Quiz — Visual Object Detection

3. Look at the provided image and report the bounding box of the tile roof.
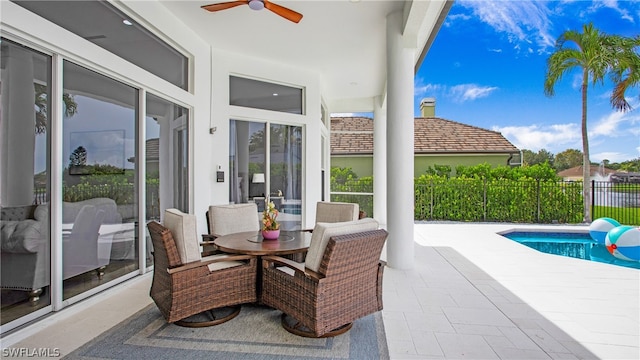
[557,165,616,177]
[330,117,519,155]
[127,138,159,163]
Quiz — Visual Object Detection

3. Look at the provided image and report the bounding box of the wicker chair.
[315,201,360,223]
[147,212,257,327]
[302,202,361,235]
[261,219,387,337]
[201,203,260,256]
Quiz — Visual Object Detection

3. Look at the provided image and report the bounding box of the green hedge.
[414,178,583,223]
[332,163,592,224]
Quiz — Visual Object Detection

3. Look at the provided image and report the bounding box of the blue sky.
[415,0,640,163]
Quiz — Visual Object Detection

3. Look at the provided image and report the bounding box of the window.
[12,0,188,90]
[229,76,303,114]
[0,38,52,325]
[1,6,192,333]
[230,120,302,230]
[62,60,139,300]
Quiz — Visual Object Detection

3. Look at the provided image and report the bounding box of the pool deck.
[383,222,640,359]
[3,222,639,359]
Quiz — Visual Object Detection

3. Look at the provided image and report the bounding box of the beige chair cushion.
[207,261,244,271]
[305,218,379,273]
[202,254,244,271]
[164,208,201,264]
[208,203,259,236]
[315,202,359,223]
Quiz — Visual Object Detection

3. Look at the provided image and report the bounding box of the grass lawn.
[593,205,640,226]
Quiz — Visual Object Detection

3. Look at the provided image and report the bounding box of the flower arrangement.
[261,198,280,231]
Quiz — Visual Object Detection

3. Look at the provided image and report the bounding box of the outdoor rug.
[62,304,389,359]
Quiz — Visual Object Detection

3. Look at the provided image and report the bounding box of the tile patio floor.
[2,223,639,359]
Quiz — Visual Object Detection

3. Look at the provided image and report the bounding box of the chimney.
[420,98,436,117]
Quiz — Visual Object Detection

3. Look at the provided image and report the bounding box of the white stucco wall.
[208,49,324,230]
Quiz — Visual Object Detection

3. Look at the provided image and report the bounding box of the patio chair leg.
[174,305,241,327]
[280,313,352,338]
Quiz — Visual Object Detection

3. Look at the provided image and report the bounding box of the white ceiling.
[8,0,450,112]
[158,0,450,110]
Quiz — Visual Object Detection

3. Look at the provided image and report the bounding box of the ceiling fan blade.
[264,0,303,23]
[201,1,249,12]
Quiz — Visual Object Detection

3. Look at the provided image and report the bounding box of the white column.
[236,121,250,202]
[1,46,36,206]
[386,11,415,270]
[373,96,387,226]
[158,111,171,212]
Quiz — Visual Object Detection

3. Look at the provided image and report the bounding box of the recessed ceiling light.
[122,19,133,26]
[273,93,279,96]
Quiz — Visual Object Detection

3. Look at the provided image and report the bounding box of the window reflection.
[270,124,302,230]
[62,61,138,300]
[229,120,302,230]
[0,39,52,325]
[230,120,266,205]
[145,93,189,267]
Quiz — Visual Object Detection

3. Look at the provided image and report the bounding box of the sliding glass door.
[270,124,302,230]
[61,61,138,300]
[229,120,302,230]
[0,39,191,331]
[0,39,52,324]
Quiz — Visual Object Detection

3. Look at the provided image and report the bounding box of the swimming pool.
[280,204,301,215]
[501,231,640,270]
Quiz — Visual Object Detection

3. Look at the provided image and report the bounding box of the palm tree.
[544,23,638,223]
[35,83,77,134]
[608,35,640,112]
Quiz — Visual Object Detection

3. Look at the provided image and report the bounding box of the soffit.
[7,0,450,113]
[159,1,449,111]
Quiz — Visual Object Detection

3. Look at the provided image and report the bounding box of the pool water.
[502,231,640,270]
[280,204,301,215]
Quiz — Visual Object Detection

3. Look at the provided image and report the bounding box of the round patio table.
[213,230,311,256]
[213,230,312,302]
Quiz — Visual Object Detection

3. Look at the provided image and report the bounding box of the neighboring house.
[331,98,521,177]
[557,165,617,182]
[611,172,640,184]
[127,138,160,175]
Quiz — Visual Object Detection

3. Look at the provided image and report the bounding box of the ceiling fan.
[201,0,303,23]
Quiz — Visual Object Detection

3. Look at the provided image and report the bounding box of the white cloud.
[493,107,639,160]
[445,13,472,24]
[414,82,498,103]
[449,84,498,102]
[414,81,442,99]
[597,0,635,23]
[589,111,626,137]
[571,73,583,91]
[493,123,581,152]
[458,0,555,52]
[590,101,640,138]
[590,151,633,163]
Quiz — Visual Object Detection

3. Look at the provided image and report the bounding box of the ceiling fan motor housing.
[249,0,264,11]
[201,0,302,23]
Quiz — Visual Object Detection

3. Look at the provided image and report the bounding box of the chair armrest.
[201,233,218,242]
[262,255,323,280]
[168,254,255,274]
[200,234,221,256]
